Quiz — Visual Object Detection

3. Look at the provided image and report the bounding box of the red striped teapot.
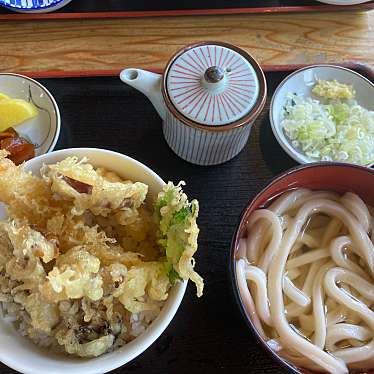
[120,41,266,166]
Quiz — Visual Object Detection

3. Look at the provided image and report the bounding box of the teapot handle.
[120,69,166,121]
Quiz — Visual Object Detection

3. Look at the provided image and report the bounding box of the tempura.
[0,151,203,357]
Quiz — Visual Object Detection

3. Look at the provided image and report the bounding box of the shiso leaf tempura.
[155,181,203,297]
[0,151,203,357]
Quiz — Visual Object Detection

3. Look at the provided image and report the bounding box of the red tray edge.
[0,4,373,20]
[9,63,374,81]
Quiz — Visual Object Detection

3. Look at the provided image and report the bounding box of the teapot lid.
[162,41,266,128]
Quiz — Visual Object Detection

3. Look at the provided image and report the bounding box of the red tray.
[0,1,373,20]
[15,62,373,81]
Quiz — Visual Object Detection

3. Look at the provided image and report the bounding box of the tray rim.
[0,3,373,20]
[12,62,374,81]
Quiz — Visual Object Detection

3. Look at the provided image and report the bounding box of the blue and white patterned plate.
[0,0,72,13]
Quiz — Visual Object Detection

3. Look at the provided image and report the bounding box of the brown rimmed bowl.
[229,162,374,374]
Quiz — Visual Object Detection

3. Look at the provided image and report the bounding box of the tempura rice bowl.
[230,162,374,374]
[0,148,187,374]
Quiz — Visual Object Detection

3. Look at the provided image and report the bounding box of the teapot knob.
[204,66,225,83]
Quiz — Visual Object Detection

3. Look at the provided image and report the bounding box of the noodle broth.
[230,162,374,374]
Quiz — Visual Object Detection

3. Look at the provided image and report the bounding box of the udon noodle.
[236,189,374,374]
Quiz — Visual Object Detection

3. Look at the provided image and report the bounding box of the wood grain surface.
[0,10,373,75]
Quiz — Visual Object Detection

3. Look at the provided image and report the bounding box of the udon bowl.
[0,148,187,374]
[229,162,374,374]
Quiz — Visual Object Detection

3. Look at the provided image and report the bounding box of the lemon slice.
[0,93,10,101]
[0,99,38,132]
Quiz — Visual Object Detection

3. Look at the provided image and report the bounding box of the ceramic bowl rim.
[315,0,372,4]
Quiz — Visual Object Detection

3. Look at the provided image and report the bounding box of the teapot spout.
[120,69,166,120]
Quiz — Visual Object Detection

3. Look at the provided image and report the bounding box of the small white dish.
[0,73,60,157]
[270,64,374,165]
[0,0,73,13]
[0,148,187,374]
[316,0,371,5]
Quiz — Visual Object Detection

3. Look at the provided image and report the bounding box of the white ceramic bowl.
[0,0,73,13]
[270,64,374,165]
[0,73,60,157]
[0,148,187,374]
